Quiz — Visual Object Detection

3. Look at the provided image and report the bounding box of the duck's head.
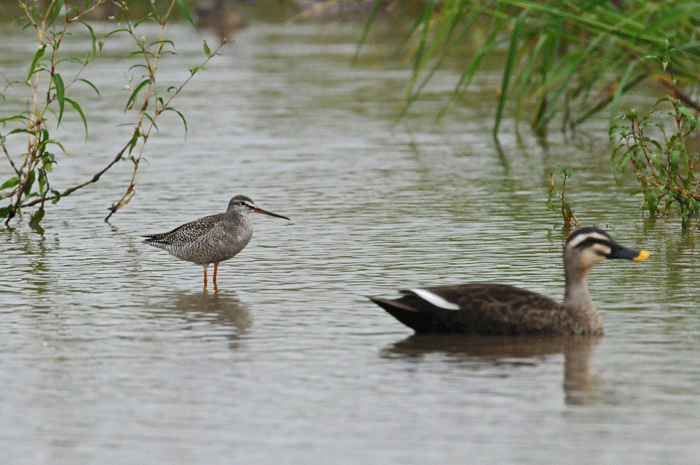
[564,226,649,273]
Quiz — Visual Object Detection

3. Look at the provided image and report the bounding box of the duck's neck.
[563,267,603,332]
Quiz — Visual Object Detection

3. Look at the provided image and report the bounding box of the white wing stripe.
[410,289,460,311]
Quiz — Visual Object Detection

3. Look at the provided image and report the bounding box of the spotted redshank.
[369,227,649,335]
[143,195,290,289]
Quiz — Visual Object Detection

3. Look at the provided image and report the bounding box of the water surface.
[1,22,699,465]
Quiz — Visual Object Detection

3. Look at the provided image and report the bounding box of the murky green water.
[1,21,699,465]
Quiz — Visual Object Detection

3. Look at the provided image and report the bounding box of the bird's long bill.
[607,243,650,261]
[252,206,290,221]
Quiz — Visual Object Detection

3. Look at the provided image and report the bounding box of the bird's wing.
[404,283,570,334]
[143,214,224,246]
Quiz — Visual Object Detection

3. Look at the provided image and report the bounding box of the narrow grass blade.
[494,11,527,137]
[354,0,390,64]
[610,61,639,126]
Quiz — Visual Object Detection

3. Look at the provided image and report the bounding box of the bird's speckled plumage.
[143,195,289,288]
[370,227,649,336]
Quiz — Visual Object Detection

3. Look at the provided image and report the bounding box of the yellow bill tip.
[634,250,650,261]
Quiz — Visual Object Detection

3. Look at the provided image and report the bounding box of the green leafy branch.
[1,0,226,228]
[611,94,700,229]
[547,165,578,227]
[0,0,106,227]
[101,2,225,222]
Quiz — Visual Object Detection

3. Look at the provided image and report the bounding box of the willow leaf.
[54,73,65,127]
[27,44,47,82]
[65,97,88,139]
[125,79,151,112]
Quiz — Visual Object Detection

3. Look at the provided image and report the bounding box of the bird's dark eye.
[239,201,246,206]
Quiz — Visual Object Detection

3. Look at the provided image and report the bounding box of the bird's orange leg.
[213,265,219,293]
[203,267,208,290]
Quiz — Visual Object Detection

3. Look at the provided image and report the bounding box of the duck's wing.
[371,283,573,335]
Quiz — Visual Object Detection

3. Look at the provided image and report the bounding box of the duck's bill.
[608,244,650,261]
[253,207,290,221]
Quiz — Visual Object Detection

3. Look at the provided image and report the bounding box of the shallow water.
[1,21,699,465]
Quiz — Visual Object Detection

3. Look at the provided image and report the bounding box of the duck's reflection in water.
[383,334,600,405]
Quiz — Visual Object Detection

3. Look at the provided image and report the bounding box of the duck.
[369,227,649,336]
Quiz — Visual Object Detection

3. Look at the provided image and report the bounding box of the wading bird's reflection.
[165,291,252,350]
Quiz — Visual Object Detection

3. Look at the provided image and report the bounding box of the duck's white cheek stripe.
[567,232,609,249]
[410,289,461,310]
